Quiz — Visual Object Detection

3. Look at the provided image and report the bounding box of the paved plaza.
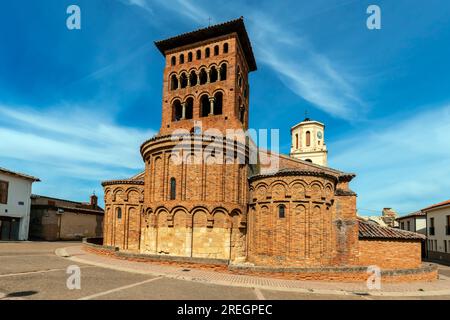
[1,241,450,300]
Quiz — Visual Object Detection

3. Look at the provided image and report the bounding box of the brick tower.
[155,17,257,136]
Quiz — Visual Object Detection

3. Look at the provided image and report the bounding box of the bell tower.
[290,117,328,166]
[154,17,257,136]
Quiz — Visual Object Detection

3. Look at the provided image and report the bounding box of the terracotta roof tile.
[358,219,424,240]
[422,199,450,212]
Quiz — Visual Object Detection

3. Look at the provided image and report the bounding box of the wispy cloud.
[0,103,154,187]
[247,12,366,120]
[119,0,366,120]
[329,103,450,214]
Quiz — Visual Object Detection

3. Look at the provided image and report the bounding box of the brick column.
[209,97,215,115]
[181,102,186,119]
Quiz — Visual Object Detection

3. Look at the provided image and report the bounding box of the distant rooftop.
[154,17,257,72]
[396,211,426,221]
[422,199,450,212]
[0,167,40,182]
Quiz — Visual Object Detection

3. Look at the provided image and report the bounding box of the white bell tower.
[290,117,328,166]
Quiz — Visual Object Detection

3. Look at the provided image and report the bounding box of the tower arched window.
[117,207,122,220]
[172,100,183,121]
[209,66,218,83]
[200,95,210,117]
[220,63,227,81]
[188,52,193,62]
[214,45,219,56]
[170,177,176,200]
[170,74,178,90]
[214,92,223,115]
[180,73,188,88]
[239,106,245,123]
[238,75,243,88]
[205,48,210,58]
[306,131,311,147]
[196,50,201,60]
[189,71,197,86]
[223,43,229,53]
[295,133,299,149]
[278,205,285,218]
[179,54,184,64]
[171,56,176,66]
[185,97,194,119]
[199,68,208,85]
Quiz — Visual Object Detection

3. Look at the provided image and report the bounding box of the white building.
[0,167,40,240]
[397,211,426,235]
[290,117,328,166]
[422,199,450,263]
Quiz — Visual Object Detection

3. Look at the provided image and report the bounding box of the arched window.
[170,74,178,90]
[214,92,223,115]
[170,177,176,200]
[117,207,122,220]
[306,131,311,147]
[209,66,218,83]
[185,97,193,119]
[179,54,184,64]
[244,85,248,98]
[199,68,208,85]
[305,159,312,163]
[220,63,227,81]
[214,45,219,56]
[223,43,229,53]
[238,75,243,88]
[278,205,285,218]
[172,100,183,121]
[200,95,210,117]
[171,56,176,66]
[205,47,210,58]
[295,133,299,149]
[196,50,201,60]
[180,73,188,88]
[188,52,193,62]
[189,71,197,86]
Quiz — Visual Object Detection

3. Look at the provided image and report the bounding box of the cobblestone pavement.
[1,242,450,300]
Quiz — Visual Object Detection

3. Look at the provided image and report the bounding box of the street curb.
[54,246,450,298]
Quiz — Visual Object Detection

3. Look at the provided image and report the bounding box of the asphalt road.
[0,241,449,300]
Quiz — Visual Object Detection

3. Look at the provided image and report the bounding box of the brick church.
[101,18,432,280]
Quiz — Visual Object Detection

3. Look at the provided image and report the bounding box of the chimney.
[90,192,98,208]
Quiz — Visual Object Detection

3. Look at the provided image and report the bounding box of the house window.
[447,216,450,235]
[407,221,411,231]
[401,222,405,230]
[170,177,176,200]
[0,180,8,204]
[430,217,435,236]
[117,207,122,220]
[278,205,286,218]
[445,240,448,253]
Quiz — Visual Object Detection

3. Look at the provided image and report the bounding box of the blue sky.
[1,0,450,216]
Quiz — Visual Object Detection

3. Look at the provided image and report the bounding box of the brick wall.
[358,239,422,269]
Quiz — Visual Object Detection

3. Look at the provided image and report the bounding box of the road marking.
[78,277,163,300]
[0,254,55,258]
[0,266,95,278]
[254,288,266,300]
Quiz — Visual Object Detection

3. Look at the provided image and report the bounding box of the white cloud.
[247,12,366,120]
[329,104,450,214]
[0,104,154,182]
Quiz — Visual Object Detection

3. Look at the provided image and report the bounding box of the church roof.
[358,218,425,240]
[101,171,145,186]
[154,17,257,72]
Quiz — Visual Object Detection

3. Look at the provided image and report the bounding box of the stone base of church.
[82,239,437,283]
